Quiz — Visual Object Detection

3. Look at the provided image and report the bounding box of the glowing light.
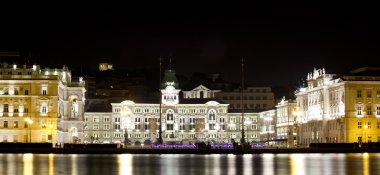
[49,154,55,175]
[13,64,17,69]
[263,154,274,175]
[32,65,36,70]
[23,153,33,175]
[118,154,133,175]
[290,154,305,175]
[363,153,369,175]
[71,154,78,175]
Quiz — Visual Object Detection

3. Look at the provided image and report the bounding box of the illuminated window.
[357,90,362,98]
[93,124,99,130]
[367,90,372,98]
[41,106,47,114]
[4,104,8,112]
[209,123,215,130]
[357,105,363,115]
[208,111,216,120]
[368,122,371,129]
[41,86,47,95]
[166,111,174,121]
[367,106,372,115]
[93,117,99,122]
[14,121,18,128]
[166,124,174,130]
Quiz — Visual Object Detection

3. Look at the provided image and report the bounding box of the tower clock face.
[165,85,175,93]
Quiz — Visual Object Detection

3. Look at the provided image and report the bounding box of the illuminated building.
[83,69,260,145]
[98,63,114,71]
[296,67,380,145]
[214,87,275,110]
[182,85,221,99]
[275,97,297,147]
[259,109,276,145]
[0,63,85,144]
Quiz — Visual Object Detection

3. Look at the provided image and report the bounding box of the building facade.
[259,109,276,145]
[83,70,260,145]
[0,63,85,144]
[182,85,221,99]
[214,87,275,110]
[295,68,380,146]
[275,97,297,147]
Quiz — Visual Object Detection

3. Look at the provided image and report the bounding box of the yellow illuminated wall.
[0,66,60,144]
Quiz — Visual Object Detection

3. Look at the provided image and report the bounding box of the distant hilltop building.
[99,63,114,71]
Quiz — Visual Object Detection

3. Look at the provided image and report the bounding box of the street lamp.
[214,124,220,144]
[50,123,54,143]
[24,118,33,143]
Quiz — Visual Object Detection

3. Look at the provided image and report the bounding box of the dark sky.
[1,3,380,87]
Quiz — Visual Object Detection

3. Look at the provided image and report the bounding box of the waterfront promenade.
[1,144,380,154]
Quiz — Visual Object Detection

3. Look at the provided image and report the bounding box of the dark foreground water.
[0,153,379,175]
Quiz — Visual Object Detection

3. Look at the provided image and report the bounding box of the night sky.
[1,3,380,87]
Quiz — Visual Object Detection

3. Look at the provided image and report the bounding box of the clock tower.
[161,69,180,105]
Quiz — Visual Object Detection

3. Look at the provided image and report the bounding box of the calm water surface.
[0,153,379,175]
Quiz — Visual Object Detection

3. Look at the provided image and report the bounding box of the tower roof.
[161,69,179,88]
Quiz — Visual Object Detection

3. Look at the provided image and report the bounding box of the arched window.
[209,111,216,120]
[167,111,174,121]
[200,91,204,98]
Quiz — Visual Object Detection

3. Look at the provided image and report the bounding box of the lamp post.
[50,123,54,143]
[157,57,163,145]
[215,124,220,144]
[240,57,246,145]
[24,118,33,143]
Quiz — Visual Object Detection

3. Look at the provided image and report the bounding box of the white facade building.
[182,85,221,99]
[83,69,261,145]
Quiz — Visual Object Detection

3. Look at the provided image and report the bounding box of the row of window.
[86,133,259,139]
[357,122,380,129]
[114,108,227,114]
[86,123,258,131]
[229,103,268,109]
[357,106,380,116]
[221,96,269,100]
[0,105,29,113]
[1,121,52,129]
[86,116,258,124]
[357,89,380,98]
[0,87,47,95]
[0,134,52,142]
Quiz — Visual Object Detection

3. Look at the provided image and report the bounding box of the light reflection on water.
[0,153,380,175]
